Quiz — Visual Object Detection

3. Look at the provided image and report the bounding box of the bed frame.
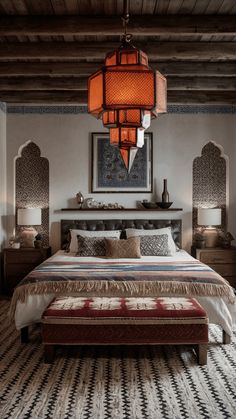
[21,218,231,345]
[21,218,182,343]
[59,218,231,344]
[61,218,182,249]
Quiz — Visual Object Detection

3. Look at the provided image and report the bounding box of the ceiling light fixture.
[88,0,167,171]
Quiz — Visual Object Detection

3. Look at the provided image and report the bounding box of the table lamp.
[197,208,222,248]
[17,208,42,247]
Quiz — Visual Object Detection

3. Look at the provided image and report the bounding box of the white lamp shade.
[17,208,42,226]
[198,208,221,226]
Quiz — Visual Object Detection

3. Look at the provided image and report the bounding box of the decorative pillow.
[77,235,116,257]
[140,234,169,256]
[125,227,176,256]
[69,229,121,253]
[105,237,141,259]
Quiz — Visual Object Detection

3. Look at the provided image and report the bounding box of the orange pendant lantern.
[88,1,167,171]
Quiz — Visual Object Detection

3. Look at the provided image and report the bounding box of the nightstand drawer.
[4,250,45,264]
[6,276,26,291]
[200,251,236,264]
[3,247,51,295]
[209,264,236,277]
[5,263,36,277]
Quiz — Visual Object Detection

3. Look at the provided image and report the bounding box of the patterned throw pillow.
[140,234,169,256]
[69,229,121,253]
[105,236,141,259]
[76,235,107,257]
[125,227,176,255]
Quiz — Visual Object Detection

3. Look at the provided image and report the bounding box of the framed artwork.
[91,132,153,193]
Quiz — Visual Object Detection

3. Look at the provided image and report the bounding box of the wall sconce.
[17,208,42,247]
[198,208,222,248]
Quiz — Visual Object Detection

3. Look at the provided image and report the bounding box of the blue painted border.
[7,105,87,114]
[168,105,236,114]
[0,102,6,113]
[6,104,236,114]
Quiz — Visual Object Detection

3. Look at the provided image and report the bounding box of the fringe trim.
[9,280,236,321]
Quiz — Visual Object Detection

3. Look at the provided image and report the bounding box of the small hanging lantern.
[88,0,167,171]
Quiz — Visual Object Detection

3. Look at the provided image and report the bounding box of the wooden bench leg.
[21,326,29,343]
[44,345,55,363]
[223,330,231,344]
[197,344,208,365]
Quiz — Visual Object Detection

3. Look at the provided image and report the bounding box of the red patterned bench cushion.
[43,296,207,323]
[42,296,208,346]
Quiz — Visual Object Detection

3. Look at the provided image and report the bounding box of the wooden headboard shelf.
[60,208,183,211]
[61,219,182,250]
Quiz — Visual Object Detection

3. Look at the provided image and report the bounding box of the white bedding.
[14,250,236,334]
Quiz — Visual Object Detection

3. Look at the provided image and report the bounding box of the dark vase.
[162,179,170,203]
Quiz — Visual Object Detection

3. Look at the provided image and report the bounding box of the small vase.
[76,192,84,208]
[162,179,170,203]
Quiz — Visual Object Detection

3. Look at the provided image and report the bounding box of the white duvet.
[14,250,236,335]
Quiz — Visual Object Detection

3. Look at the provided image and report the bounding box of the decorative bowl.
[142,202,157,209]
[156,202,173,209]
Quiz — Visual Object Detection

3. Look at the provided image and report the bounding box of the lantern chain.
[121,0,132,45]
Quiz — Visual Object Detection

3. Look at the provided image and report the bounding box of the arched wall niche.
[15,141,49,246]
[192,141,227,236]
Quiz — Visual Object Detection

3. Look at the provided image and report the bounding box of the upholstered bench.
[41,296,208,365]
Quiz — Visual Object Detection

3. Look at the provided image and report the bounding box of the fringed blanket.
[9,259,236,319]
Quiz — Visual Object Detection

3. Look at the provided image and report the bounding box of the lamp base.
[20,227,38,247]
[203,228,219,248]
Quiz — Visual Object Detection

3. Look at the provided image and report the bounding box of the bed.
[10,219,236,342]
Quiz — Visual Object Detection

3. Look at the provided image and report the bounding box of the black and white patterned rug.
[0,300,236,419]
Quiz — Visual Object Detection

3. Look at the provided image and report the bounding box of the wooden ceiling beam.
[0,91,235,105]
[168,91,236,104]
[1,77,236,91]
[0,62,99,76]
[0,77,88,90]
[0,42,236,61]
[1,15,236,36]
[0,61,235,77]
[0,91,88,104]
[168,77,236,91]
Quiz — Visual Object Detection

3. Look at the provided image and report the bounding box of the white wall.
[6,111,236,253]
[0,104,7,250]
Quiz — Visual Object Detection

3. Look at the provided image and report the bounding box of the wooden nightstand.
[3,247,51,295]
[195,247,236,288]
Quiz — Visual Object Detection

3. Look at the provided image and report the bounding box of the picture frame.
[91,132,153,193]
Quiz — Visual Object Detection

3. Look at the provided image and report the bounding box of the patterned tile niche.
[15,142,49,246]
[192,141,226,234]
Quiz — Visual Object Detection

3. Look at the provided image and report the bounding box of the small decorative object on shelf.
[76,192,84,208]
[103,203,124,209]
[156,201,173,209]
[218,231,235,249]
[141,200,157,209]
[162,179,170,203]
[83,197,124,210]
[83,197,103,209]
